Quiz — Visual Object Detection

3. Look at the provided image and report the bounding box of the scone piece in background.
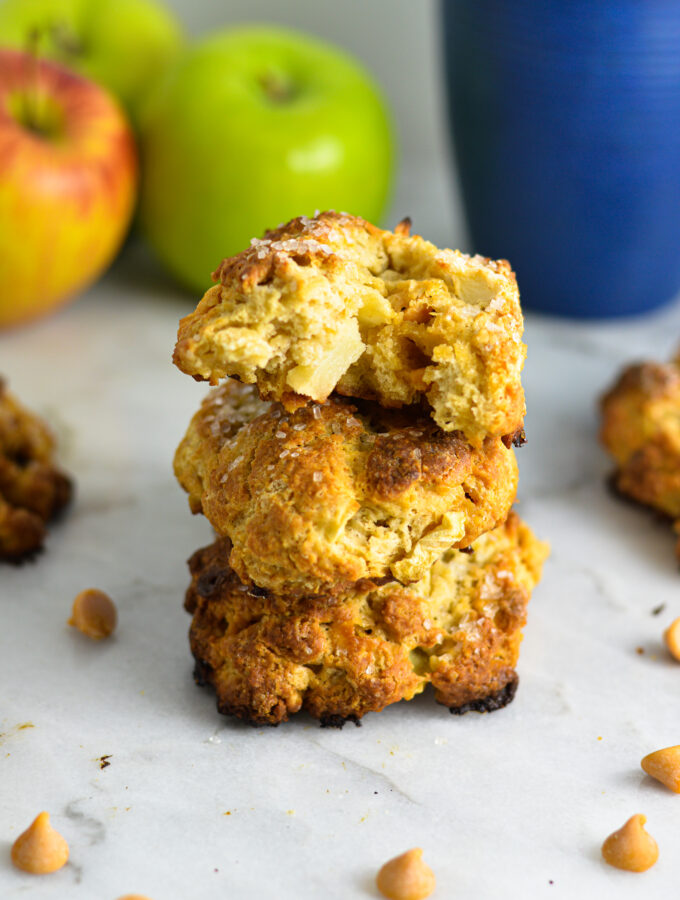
[0,379,72,560]
[174,381,519,597]
[173,212,525,446]
[184,512,548,726]
[600,355,680,554]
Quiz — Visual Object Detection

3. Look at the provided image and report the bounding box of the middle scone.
[175,380,518,596]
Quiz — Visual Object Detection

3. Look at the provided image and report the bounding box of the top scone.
[173,212,526,446]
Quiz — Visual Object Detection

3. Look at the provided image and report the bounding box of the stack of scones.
[173,212,547,726]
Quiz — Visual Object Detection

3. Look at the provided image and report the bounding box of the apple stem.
[22,27,43,136]
[259,70,296,104]
[50,21,85,57]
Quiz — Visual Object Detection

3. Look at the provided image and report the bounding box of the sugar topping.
[249,236,335,261]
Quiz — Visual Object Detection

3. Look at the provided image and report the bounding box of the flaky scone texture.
[600,357,680,520]
[185,512,548,726]
[173,211,526,446]
[174,381,518,596]
[0,379,72,559]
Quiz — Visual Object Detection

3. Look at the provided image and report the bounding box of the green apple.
[0,0,183,121]
[138,25,395,293]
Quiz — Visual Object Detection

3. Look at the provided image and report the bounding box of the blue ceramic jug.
[443,0,680,317]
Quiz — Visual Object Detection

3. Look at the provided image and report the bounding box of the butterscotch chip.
[663,618,680,661]
[641,745,680,792]
[173,211,525,446]
[184,512,547,725]
[0,379,72,560]
[376,848,435,900]
[601,814,658,872]
[175,381,518,596]
[68,589,117,640]
[11,811,69,874]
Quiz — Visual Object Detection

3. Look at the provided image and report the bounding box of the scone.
[184,512,548,726]
[173,212,526,446]
[0,380,72,559]
[601,355,680,553]
[174,381,519,596]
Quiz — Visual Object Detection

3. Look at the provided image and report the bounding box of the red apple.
[0,49,138,329]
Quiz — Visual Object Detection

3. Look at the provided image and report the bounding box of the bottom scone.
[184,512,548,726]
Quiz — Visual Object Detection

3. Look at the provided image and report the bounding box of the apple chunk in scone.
[173,211,526,447]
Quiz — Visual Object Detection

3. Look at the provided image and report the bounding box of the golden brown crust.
[600,358,680,553]
[0,380,72,560]
[173,211,525,446]
[600,361,680,471]
[184,512,548,725]
[174,381,519,595]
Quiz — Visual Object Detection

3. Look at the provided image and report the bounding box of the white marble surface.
[3,245,680,899]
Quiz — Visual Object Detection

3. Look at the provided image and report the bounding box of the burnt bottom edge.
[446,675,519,715]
